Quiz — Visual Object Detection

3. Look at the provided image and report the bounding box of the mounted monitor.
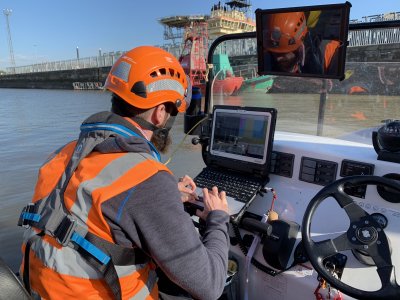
[207,105,277,178]
[256,2,351,80]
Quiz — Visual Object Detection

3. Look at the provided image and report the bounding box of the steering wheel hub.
[355,226,378,244]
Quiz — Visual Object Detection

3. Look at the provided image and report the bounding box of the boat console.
[183,2,400,299]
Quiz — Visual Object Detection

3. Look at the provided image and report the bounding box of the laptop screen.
[209,106,275,166]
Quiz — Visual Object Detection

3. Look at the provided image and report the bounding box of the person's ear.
[151,104,166,126]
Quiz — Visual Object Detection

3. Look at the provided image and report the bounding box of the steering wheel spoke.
[376,265,400,299]
[377,265,395,285]
[314,232,351,258]
[367,236,393,268]
[333,190,368,222]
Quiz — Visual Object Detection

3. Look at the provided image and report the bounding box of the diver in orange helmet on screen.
[263,11,340,75]
[263,12,309,73]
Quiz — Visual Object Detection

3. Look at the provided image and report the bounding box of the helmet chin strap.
[132,116,158,132]
[132,116,176,140]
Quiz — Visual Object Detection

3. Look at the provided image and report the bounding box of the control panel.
[270,151,295,178]
[340,159,375,198]
[299,157,338,186]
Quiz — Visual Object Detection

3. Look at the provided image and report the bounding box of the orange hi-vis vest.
[18,119,170,299]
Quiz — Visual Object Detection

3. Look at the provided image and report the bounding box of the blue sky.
[0,0,398,69]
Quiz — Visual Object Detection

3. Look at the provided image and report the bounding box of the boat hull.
[197,76,244,96]
[240,75,275,93]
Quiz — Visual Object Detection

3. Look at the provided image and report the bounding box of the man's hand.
[196,186,228,220]
[178,175,198,203]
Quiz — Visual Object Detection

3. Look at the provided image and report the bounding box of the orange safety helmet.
[104,46,190,113]
[264,12,308,53]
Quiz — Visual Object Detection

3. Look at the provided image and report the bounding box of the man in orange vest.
[18,46,230,300]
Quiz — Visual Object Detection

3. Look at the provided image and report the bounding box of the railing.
[4,51,125,75]
[3,40,256,75]
[348,27,400,47]
[232,62,258,80]
[212,38,257,56]
[351,12,400,23]
[348,12,400,47]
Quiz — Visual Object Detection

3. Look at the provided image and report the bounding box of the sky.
[0,0,398,69]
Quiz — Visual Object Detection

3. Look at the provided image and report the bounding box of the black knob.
[192,137,201,145]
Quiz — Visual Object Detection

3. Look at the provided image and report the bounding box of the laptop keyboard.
[194,168,261,203]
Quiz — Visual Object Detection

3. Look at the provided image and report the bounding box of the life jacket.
[18,112,171,299]
[322,39,340,74]
[301,35,340,75]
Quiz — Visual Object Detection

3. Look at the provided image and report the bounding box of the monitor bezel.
[255,2,352,80]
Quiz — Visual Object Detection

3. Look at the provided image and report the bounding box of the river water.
[1,88,399,272]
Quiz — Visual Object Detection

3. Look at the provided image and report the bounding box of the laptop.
[192,105,277,222]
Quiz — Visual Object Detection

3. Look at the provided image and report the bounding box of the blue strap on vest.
[20,212,41,223]
[19,203,41,226]
[71,233,111,264]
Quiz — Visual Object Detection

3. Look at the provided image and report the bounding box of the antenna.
[3,9,16,73]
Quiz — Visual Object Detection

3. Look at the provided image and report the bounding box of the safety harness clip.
[55,215,77,246]
[18,203,40,229]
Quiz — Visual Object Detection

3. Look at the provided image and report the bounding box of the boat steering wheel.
[301,175,400,300]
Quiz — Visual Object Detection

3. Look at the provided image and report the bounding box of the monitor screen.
[256,2,351,80]
[210,108,273,165]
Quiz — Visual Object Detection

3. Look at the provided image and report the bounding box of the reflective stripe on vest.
[21,136,171,299]
[24,229,148,279]
[67,152,158,235]
[26,249,157,299]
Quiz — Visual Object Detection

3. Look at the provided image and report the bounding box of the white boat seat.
[0,257,31,300]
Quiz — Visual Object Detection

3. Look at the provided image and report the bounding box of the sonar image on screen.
[211,112,269,160]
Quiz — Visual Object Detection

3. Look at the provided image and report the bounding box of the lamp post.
[76,46,80,68]
[33,44,37,63]
[98,48,102,67]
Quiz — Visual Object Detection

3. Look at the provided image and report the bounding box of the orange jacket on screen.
[323,40,341,74]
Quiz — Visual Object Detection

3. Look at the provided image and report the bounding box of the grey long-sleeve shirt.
[92,113,230,300]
